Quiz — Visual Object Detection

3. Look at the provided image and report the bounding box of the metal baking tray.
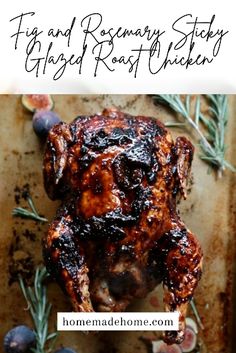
[0,95,235,353]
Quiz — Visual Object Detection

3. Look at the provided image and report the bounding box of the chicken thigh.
[43,108,202,344]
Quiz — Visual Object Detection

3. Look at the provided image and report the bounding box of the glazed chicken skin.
[43,108,202,344]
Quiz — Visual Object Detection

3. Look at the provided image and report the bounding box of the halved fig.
[152,340,182,353]
[186,317,198,334]
[22,94,54,112]
[179,327,197,352]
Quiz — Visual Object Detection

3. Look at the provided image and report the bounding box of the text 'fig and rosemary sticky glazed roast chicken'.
[43,108,203,344]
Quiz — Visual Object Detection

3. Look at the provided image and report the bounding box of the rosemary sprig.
[152,94,235,177]
[12,195,48,222]
[190,299,204,331]
[12,208,48,222]
[19,267,58,353]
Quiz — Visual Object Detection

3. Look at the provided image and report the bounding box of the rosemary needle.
[12,194,48,223]
[12,207,48,222]
[190,299,204,330]
[19,267,58,353]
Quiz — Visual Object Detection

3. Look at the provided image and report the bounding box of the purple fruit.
[54,348,76,353]
[152,340,182,353]
[32,110,61,138]
[3,325,35,353]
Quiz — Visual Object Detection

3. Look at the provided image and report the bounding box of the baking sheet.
[0,95,235,353]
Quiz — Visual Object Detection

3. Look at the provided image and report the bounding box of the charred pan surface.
[43,108,203,344]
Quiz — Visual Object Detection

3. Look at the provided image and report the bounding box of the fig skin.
[32,110,61,138]
[152,340,182,353]
[54,348,76,353]
[3,325,36,353]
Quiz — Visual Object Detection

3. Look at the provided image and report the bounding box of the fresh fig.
[152,340,182,353]
[22,94,54,112]
[32,110,61,138]
[186,317,198,334]
[179,326,197,352]
[54,348,76,353]
[3,325,36,353]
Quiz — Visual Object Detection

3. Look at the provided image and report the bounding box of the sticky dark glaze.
[43,108,203,344]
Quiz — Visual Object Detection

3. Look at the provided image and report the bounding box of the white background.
[0,0,235,93]
[57,312,179,331]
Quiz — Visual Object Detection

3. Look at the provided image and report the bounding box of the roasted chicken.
[43,108,203,344]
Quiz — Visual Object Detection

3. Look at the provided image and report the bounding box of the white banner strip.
[57,312,179,331]
[1,0,236,93]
